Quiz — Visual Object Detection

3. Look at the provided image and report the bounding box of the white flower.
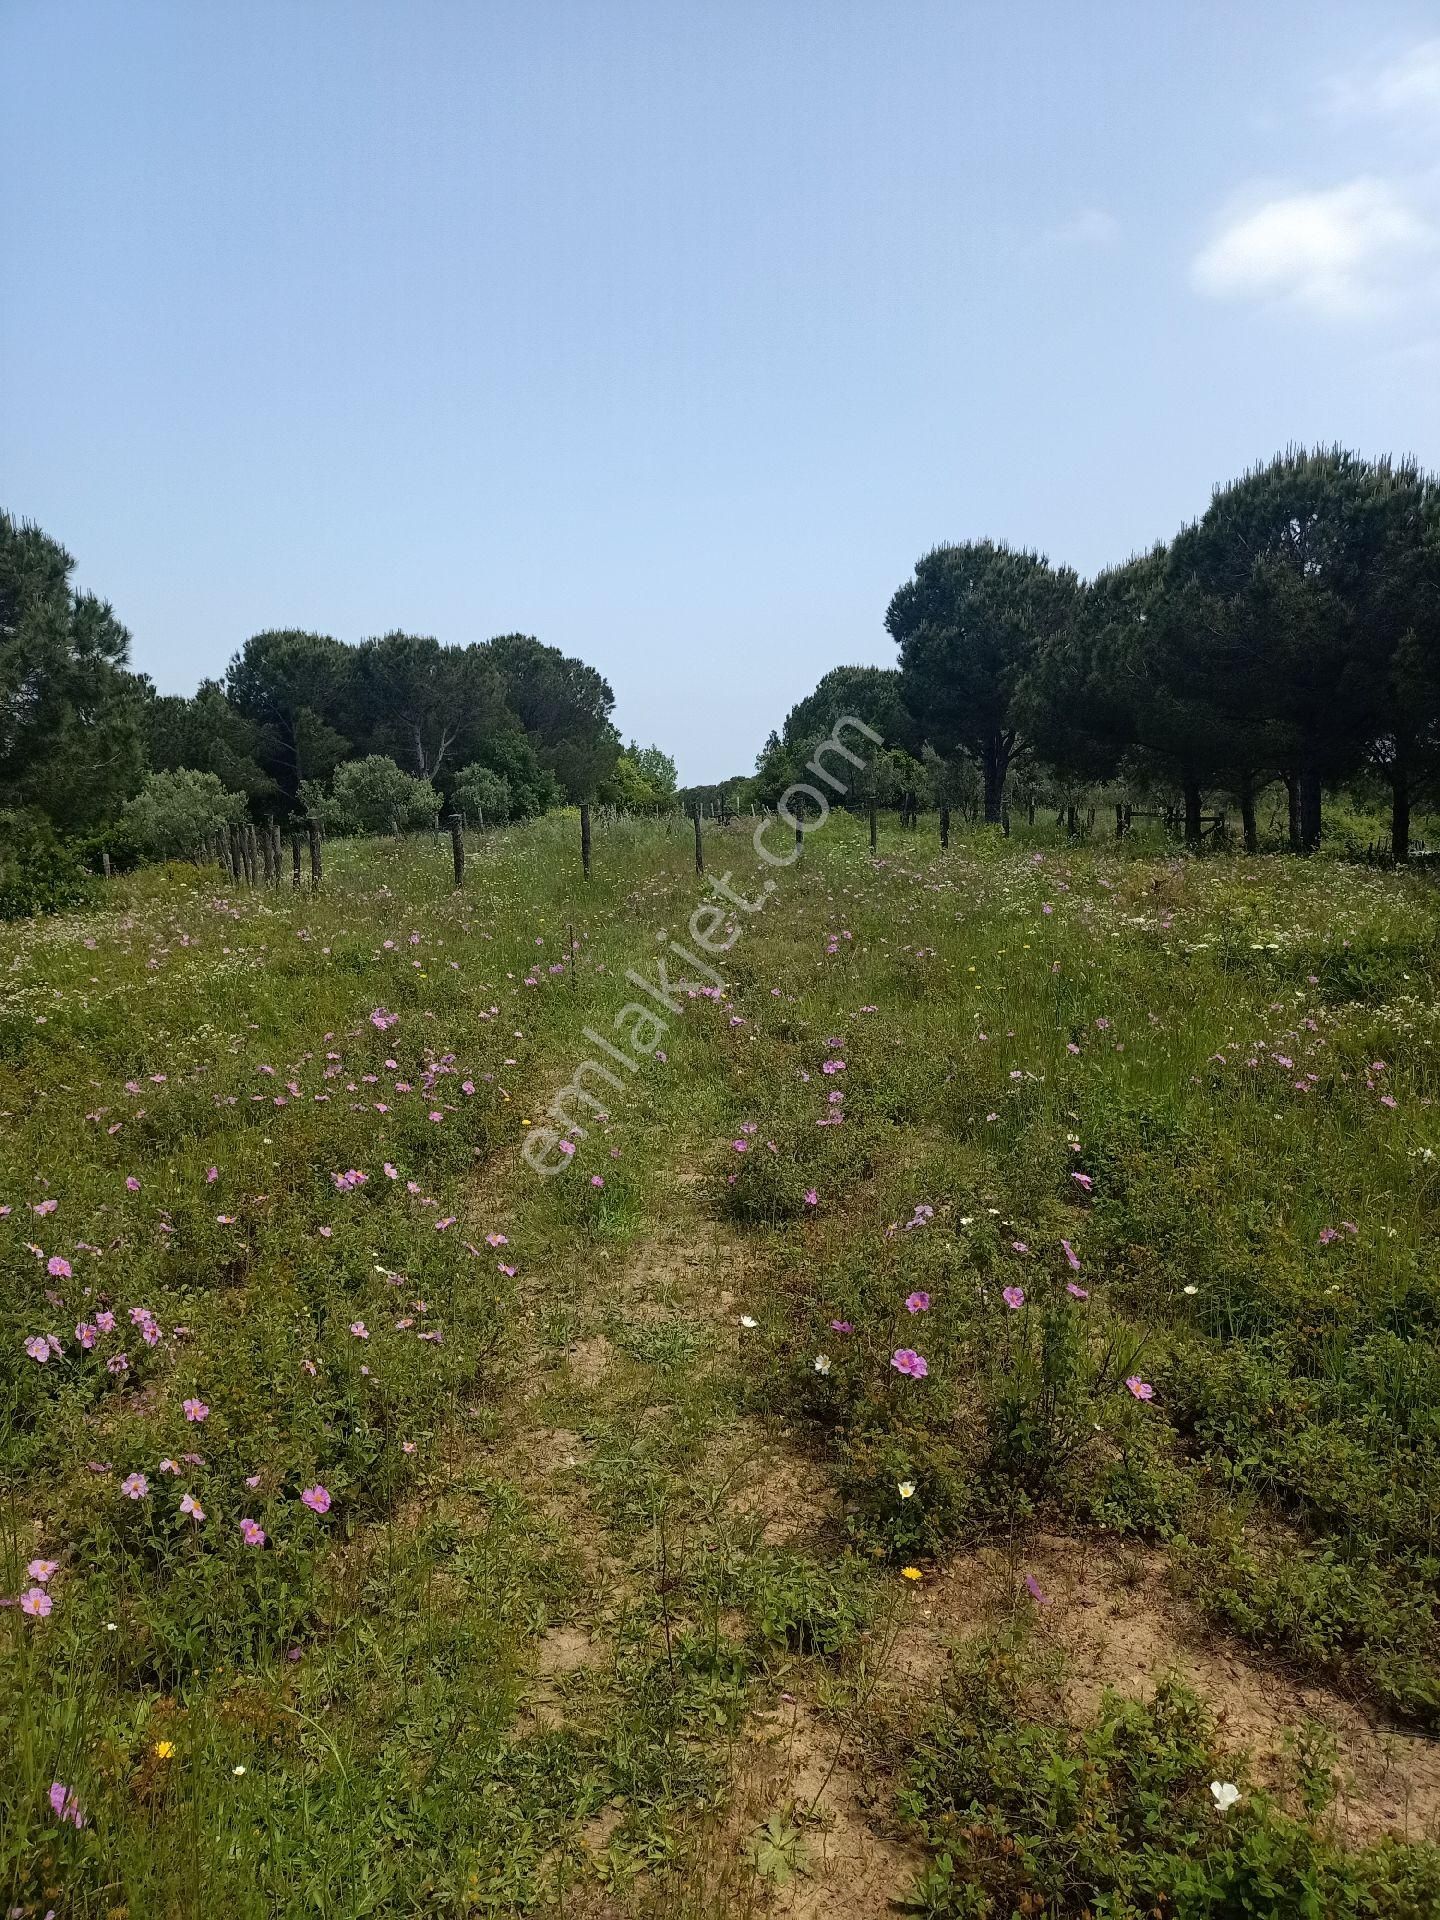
[1183,1285,1198,1296]
[1210,1780,1240,1813]
[739,1314,758,1330]
[897,1480,916,1499]
[233,1764,247,1776]
[813,1353,831,1376]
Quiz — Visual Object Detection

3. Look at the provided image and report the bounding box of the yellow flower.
[900,1566,923,1582]
[153,1739,176,1760]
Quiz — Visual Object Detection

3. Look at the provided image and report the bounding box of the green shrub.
[121,767,246,860]
[0,811,95,918]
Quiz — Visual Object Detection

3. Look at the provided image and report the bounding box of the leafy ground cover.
[3,813,1439,1916]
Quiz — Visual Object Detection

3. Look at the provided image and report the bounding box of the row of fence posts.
[208,819,323,891]
[203,795,1185,901]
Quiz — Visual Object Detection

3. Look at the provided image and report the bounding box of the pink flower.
[1002,1287,1025,1311]
[95,1310,115,1333]
[486,1232,508,1247]
[1023,1573,1050,1604]
[905,1291,930,1314]
[33,1198,57,1217]
[1071,1172,1093,1191]
[126,1176,140,1192]
[803,1189,818,1207]
[24,1335,51,1363]
[47,1256,72,1279]
[121,1472,149,1499]
[821,1059,845,1074]
[180,1492,205,1520]
[891,1348,929,1379]
[75,1318,97,1349]
[349,1322,369,1339]
[1066,1282,1089,1300]
[27,1558,58,1582]
[1060,1239,1081,1271]
[558,1139,575,1157]
[239,1517,266,1546]
[182,1398,209,1422]
[830,1319,853,1334]
[158,1457,180,1474]
[590,1175,605,1188]
[20,1586,53,1617]
[1125,1376,1154,1402]
[300,1484,332,1514]
[206,1166,218,1182]
[49,1781,85,1827]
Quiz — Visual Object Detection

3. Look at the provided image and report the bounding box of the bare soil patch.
[891,1532,1440,1847]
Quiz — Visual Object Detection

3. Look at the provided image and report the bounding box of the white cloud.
[1190,177,1437,319]
[1327,38,1440,121]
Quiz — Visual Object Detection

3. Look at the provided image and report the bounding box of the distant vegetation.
[5,444,1439,918]
[0,512,677,912]
[754,446,1440,864]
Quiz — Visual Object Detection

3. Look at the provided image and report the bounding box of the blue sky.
[4,2,1440,783]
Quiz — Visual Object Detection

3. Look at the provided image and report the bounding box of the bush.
[121,769,247,861]
[451,763,512,826]
[0,811,96,919]
[304,757,440,835]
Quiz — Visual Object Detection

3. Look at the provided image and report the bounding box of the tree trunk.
[1183,776,1202,848]
[982,739,1006,824]
[1285,773,1302,854]
[1299,769,1322,853]
[1392,762,1411,865]
[1238,777,1258,855]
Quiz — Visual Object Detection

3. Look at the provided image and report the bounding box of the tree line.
[755,447,1440,861]
[1,511,678,887]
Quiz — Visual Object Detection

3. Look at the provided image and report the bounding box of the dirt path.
[448,1119,1440,1915]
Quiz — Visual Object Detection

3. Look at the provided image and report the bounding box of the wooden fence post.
[580,805,592,879]
[229,824,245,883]
[693,808,704,876]
[1001,807,1010,837]
[307,819,322,893]
[269,821,282,885]
[449,813,465,889]
[290,832,302,888]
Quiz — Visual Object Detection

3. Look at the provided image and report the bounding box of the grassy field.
[4,811,1440,1917]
